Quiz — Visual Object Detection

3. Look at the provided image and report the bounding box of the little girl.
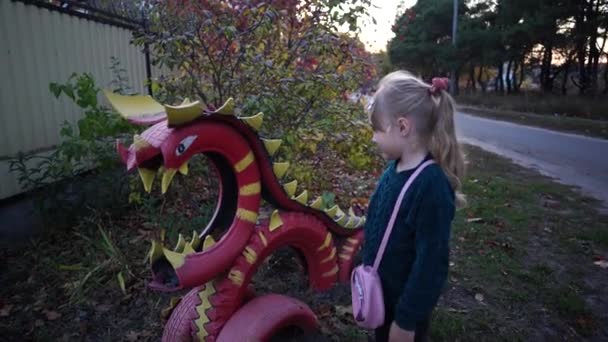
[362,71,465,342]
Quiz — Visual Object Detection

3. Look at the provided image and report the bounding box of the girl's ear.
[397,117,411,137]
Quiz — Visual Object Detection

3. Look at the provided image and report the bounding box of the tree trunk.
[575,5,588,95]
[506,60,513,93]
[562,58,571,95]
[518,57,525,91]
[540,43,554,92]
[469,65,477,92]
[586,0,600,94]
[478,66,486,93]
[496,62,504,94]
[603,64,608,95]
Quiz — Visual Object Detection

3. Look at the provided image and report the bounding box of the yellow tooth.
[325,205,338,218]
[137,168,156,193]
[216,97,235,115]
[183,243,195,254]
[269,210,283,232]
[203,235,217,250]
[294,190,308,205]
[262,139,282,156]
[190,231,200,250]
[174,234,186,252]
[283,180,298,197]
[348,206,356,217]
[309,196,323,210]
[148,240,164,264]
[178,162,189,175]
[335,214,348,226]
[181,97,191,105]
[273,162,290,179]
[241,112,264,131]
[163,247,186,269]
[161,169,178,194]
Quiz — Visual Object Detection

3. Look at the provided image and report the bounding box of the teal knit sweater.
[362,156,455,331]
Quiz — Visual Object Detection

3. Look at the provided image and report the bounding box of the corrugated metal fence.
[0,0,152,199]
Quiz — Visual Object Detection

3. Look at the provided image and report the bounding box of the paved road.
[455,112,608,209]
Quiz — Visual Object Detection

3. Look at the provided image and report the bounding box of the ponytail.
[429,90,466,208]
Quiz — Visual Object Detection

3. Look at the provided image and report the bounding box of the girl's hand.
[388,322,415,342]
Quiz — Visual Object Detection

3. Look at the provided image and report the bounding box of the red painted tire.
[216,294,319,342]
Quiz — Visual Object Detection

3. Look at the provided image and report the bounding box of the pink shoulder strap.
[372,160,435,271]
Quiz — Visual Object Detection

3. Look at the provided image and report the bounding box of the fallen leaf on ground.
[335,305,352,316]
[594,260,608,269]
[475,293,484,302]
[44,310,61,321]
[0,304,13,317]
[126,331,140,341]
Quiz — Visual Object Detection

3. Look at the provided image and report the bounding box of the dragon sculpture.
[104,91,366,341]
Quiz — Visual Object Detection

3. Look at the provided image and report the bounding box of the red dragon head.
[107,91,235,194]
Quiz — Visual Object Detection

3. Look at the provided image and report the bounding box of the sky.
[358,0,417,53]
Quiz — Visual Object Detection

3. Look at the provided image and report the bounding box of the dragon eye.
[176,135,197,156]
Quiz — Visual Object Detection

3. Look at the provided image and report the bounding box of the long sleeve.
[394,184,454,331]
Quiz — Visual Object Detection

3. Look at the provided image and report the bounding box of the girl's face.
[371,116,413,161]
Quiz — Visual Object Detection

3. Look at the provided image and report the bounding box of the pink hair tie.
[429,77,449,95]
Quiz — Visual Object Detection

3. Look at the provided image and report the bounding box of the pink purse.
[351,160,435,329]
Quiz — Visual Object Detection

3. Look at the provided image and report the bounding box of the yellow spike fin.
[283,180,298,198]
[262,138,282,156]
[163,248,186,269]
[310,196,323,210]
[324,205,338,218]
[148,240,163,264]
[178,162,189,176]
[103,90,165,120]
[294,190,308,205]
[174,234,186,252]
[348,206,356,217]
[165,100,203,126]
[335,214,348,226]
[269,210,283,232]
[345,216,359,228]
[335,206,345,219]
[241,112,264,131]
[181,97,191,105]
[137,168,156,193]
[215,97,235,115]
[189,231,200,250]
[273,162,290,179]
[203,235,217,251]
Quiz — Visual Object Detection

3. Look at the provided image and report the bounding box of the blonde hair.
[370,70,466,208]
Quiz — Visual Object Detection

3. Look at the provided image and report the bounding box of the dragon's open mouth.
[146,153,239,291]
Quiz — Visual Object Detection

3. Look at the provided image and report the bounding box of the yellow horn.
[189,231,201,250]
[148,240,164,264]
[215,97,235,115]
[203,235,217,251]
[165,100,203,126]
[163,248,186,269]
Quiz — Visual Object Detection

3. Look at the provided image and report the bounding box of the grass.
[1,146,607,341]
[456,93,608,139]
